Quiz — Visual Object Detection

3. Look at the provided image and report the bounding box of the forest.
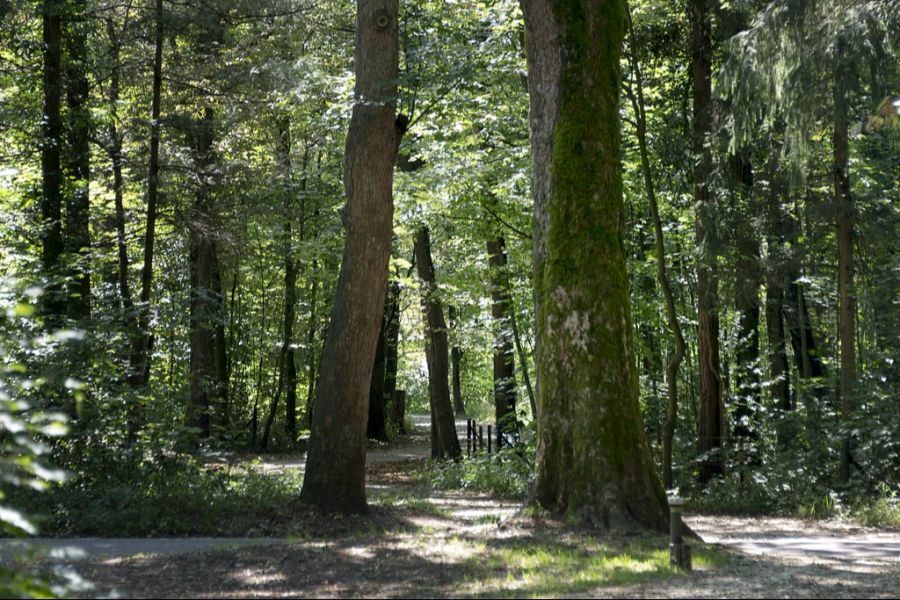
[1,0,899,597]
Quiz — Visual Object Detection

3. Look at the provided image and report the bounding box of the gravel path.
[5,416,899,598]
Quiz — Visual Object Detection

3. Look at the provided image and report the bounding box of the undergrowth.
[424,446,533,499]
[16,449,303,536]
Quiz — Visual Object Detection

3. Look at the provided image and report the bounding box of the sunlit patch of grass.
[372,490,452,518]
[465,536,731,597]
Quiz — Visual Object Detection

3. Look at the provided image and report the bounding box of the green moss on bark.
[527,0,668,531]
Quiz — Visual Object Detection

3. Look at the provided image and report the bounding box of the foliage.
[18,446,305,536]
[424,441,534,500]
[0,280,77,598]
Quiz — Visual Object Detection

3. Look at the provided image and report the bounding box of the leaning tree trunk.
[691,0,724,485]
[522,0,668,530]
[299,0,399,513]
[834,39,856,484]
[414,226,462,460]
[487,236,517,437]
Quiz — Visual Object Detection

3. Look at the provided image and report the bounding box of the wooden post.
[466,418,472,457]
[669,497,691,570]
[497,423,502,450]
[488,424,493,454]
[478,425,484,453]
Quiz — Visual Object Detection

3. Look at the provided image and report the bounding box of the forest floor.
[6,416,899,598]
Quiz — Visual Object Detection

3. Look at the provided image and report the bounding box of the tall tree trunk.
[414,226,462,460]
[783,210,826,386]
[763,140,793,442]
[448,305,466,416]
[105,17,133,317]
[834,39,855,483]
[41,0,64,323]
[128,0,163,391]
[625,12,685,489]
[487,236,517,436]
[367,291,389,441]
[383,280,401,429]
[210,243,228,425]
[508,294,536,419]
[730,153,761,461]
[275,116,299,443]
[691,0,723,484]
[186,109,217,438]
[299,0,399,513]
[64,0,91,320]
[522,0,668,530]
[304,259,319,428]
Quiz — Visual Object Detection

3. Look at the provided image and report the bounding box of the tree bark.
[448,305,466,416]
[730,153,761,459]
[128,0,163,392]
[299,0,399,513]
[414,226,462,460]
[487,236,517,437]
[41,0,64,323]
[691,0,724,485]
[186,108,218,438]
[367,288,390,441]
[384,281,401,429]
[105,17,133,317]
[763,140,793,442]
[64,0,91,320]
[522,0,668,530]
[834,38,855,483]
[625,12,685,489]
[276,116,299,444]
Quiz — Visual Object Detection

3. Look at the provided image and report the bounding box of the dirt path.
[8,416,899,598]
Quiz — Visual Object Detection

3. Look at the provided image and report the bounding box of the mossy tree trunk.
[299,0,399,513]
[521,0,668,530]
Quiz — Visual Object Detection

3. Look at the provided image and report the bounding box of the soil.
[10,417,899,598]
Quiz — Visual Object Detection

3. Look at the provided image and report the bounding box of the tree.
[300,0,400,513]
[625,9,686,489]
[522,0,669,529]
[691,0,724,484]
[414,226,462,460]
[40,0,64,323]
[63,0,91,320]
[487,236,517,437]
